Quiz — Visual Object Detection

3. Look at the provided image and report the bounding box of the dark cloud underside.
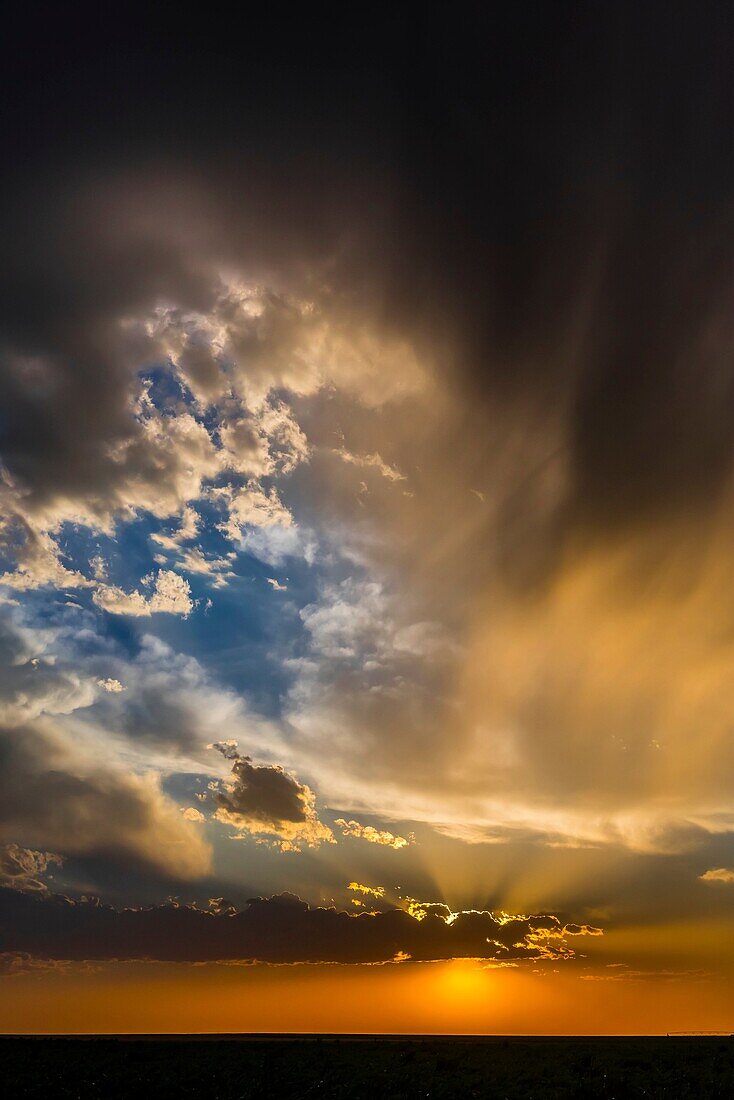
[0,889,599,965]
[2,5,734,538]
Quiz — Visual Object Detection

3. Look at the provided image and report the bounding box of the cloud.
[0,720,211,880]
[175,548,234,587]
[97,678,125,693]
[0,517,95,593]
[214,481,293,539]
[3,9,734,959]
[144,281,425,409]
[0,343,312,604]
[699,868,734,885]
[0,843,63,893]
[0,889,602,965]
[210,743,334,851]
[181,807,205,823]
[150,505,200,551]
[299,581,388,662]
[348,882,385,898]
[296,580,451,671]
[2,388,224,548]
[240,523,315,567]
[579,966,711,984]
[94,634,284,758]
[335,819,413,849]
[332,443,405,483]
[0,613,97,727]
[92,570,193,617]
[0,951,71,977]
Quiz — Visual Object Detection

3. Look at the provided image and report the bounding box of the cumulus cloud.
[93,570,193,617]
[699,868,734,885]
[299,581,387,662]
[0,517,95,593]
[210,742,334,851]
[214,482,293,541]
[240,523,315,567]
[0,342,313,605]
[0,843,63,893]
[0,889,602,965]
[181,807,205,823]
[335,819,413,849]
[97,678,125,693]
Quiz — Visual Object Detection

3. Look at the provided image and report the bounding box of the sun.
[438,960,495,1008]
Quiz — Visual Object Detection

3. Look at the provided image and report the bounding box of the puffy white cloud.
[300,579,387,661]
[0,517,95,593]
[93,570,193,617]
[240,523,315,567]
[214,481,293,541]
[91,586,152,617]
[253,400,310,475]
[219,401,309,479]
[210,480,317,566]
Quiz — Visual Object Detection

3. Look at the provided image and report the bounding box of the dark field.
[3,1035,734,1098]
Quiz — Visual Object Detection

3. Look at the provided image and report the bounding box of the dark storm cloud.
[0,615,209,879]
[0,888,601,966]
[212,743,312,826]
[0,721,210,880]
[209,743,334,849]
[2,5,734,538]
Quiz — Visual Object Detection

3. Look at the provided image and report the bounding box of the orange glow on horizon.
[2,960,731,1037]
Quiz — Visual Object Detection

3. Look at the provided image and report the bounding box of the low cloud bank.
[0,889,601,966]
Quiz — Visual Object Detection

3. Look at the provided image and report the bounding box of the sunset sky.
[1,5,734,1034]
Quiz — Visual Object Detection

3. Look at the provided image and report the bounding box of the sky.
[1,3,734,1034]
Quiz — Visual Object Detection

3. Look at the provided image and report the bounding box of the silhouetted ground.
[3,1035,734,1097]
